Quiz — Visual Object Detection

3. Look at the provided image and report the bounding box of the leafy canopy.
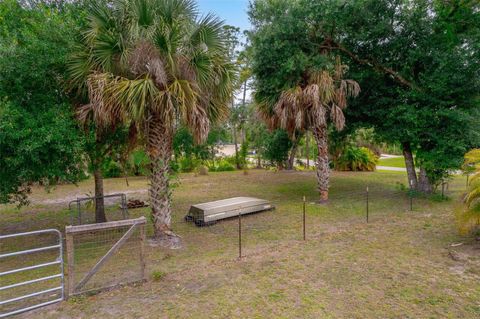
[249,0,480,183]
[0,0,86,204]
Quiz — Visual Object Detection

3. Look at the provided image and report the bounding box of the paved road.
[376,166,408,172]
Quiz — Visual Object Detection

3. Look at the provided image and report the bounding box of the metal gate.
[68,193,128,225]
[0,229,64,318]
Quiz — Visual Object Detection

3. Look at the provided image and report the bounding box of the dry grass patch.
[2,170,480,318]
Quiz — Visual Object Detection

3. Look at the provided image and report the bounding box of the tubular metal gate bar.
[0,229,64,318]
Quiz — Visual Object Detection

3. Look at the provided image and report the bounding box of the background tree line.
[1,0,479,238]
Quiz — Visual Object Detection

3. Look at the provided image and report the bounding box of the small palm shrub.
[334,146,378,171]
[456,149,480,235]
[178,157,200,173]
[207,158,236,172]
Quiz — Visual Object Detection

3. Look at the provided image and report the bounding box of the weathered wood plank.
[74,223,138,292]
[65,217,146,234]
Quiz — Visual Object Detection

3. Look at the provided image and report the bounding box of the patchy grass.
[2,170,480,318]
[378,156,406,168]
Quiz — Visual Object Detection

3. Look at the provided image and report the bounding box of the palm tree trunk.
[93,167,107,223]
[402,142,417,189]
[312,125,329,203]
[233,125,241,169]
[305,131,310,169]
[147,114,180,247]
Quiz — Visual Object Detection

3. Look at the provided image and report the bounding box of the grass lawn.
[378,156,406,168]
[1,170,479,318]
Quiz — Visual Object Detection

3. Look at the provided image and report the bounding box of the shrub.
[456,149,480,235]
[128,150,150,176]
[208,158,236,172]
[178,157,200,172]
[334,146,378,171]
[216,162,235,171]
[151,270,166,281]
[263,129,292,168]
[101,159,123,178]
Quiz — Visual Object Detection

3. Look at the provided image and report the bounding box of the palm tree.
[69,0,234,246]
[258,58,359,202]
[456,149,480,234]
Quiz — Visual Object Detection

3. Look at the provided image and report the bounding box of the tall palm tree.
[69,0,234,246]
[258,58,359,202]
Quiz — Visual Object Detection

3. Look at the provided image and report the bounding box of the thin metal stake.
[366,186,369,223]
[238,208,242,259]
[303,196,306,240]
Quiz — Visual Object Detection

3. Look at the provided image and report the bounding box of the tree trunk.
[233,125,241,169]
[287,139,299,170]
[402,142,418,189]
[312,125,329,203]
[418,167,433,193]
[93,168,106,223]
[305,131,310,169]
[256,155,262,168]
[147,114,181,248]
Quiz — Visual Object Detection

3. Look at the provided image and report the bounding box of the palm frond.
[69,0,233,150]
[465,186,480,208]
[330,104,345,130]
[190,13,225,54]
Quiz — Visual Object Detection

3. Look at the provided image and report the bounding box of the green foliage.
[263,129,292,168]
[0,100,85,204]
[456,149,480,235]
[0,1,87,204]
[208,158,236,172]
[178,157,200,173]
[101,158,123,178]
[125,150,149,176]
[334,146,378,172]
[249,0,480,185]
[239,140,249,167]
[151,270,166,281]
[173,126,228,162]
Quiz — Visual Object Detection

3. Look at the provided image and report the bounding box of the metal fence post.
[238,208,242,259]
[366,186,369,223]
[303,196,306,240]
[139,223,146,281]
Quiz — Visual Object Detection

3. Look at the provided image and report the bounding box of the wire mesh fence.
[65,218,146,297]
[68,193,129,226]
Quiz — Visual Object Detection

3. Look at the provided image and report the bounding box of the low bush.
[101,159,123,178]
[178,157,200,172]
[334,146,378,172]
[207,157,236,172]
